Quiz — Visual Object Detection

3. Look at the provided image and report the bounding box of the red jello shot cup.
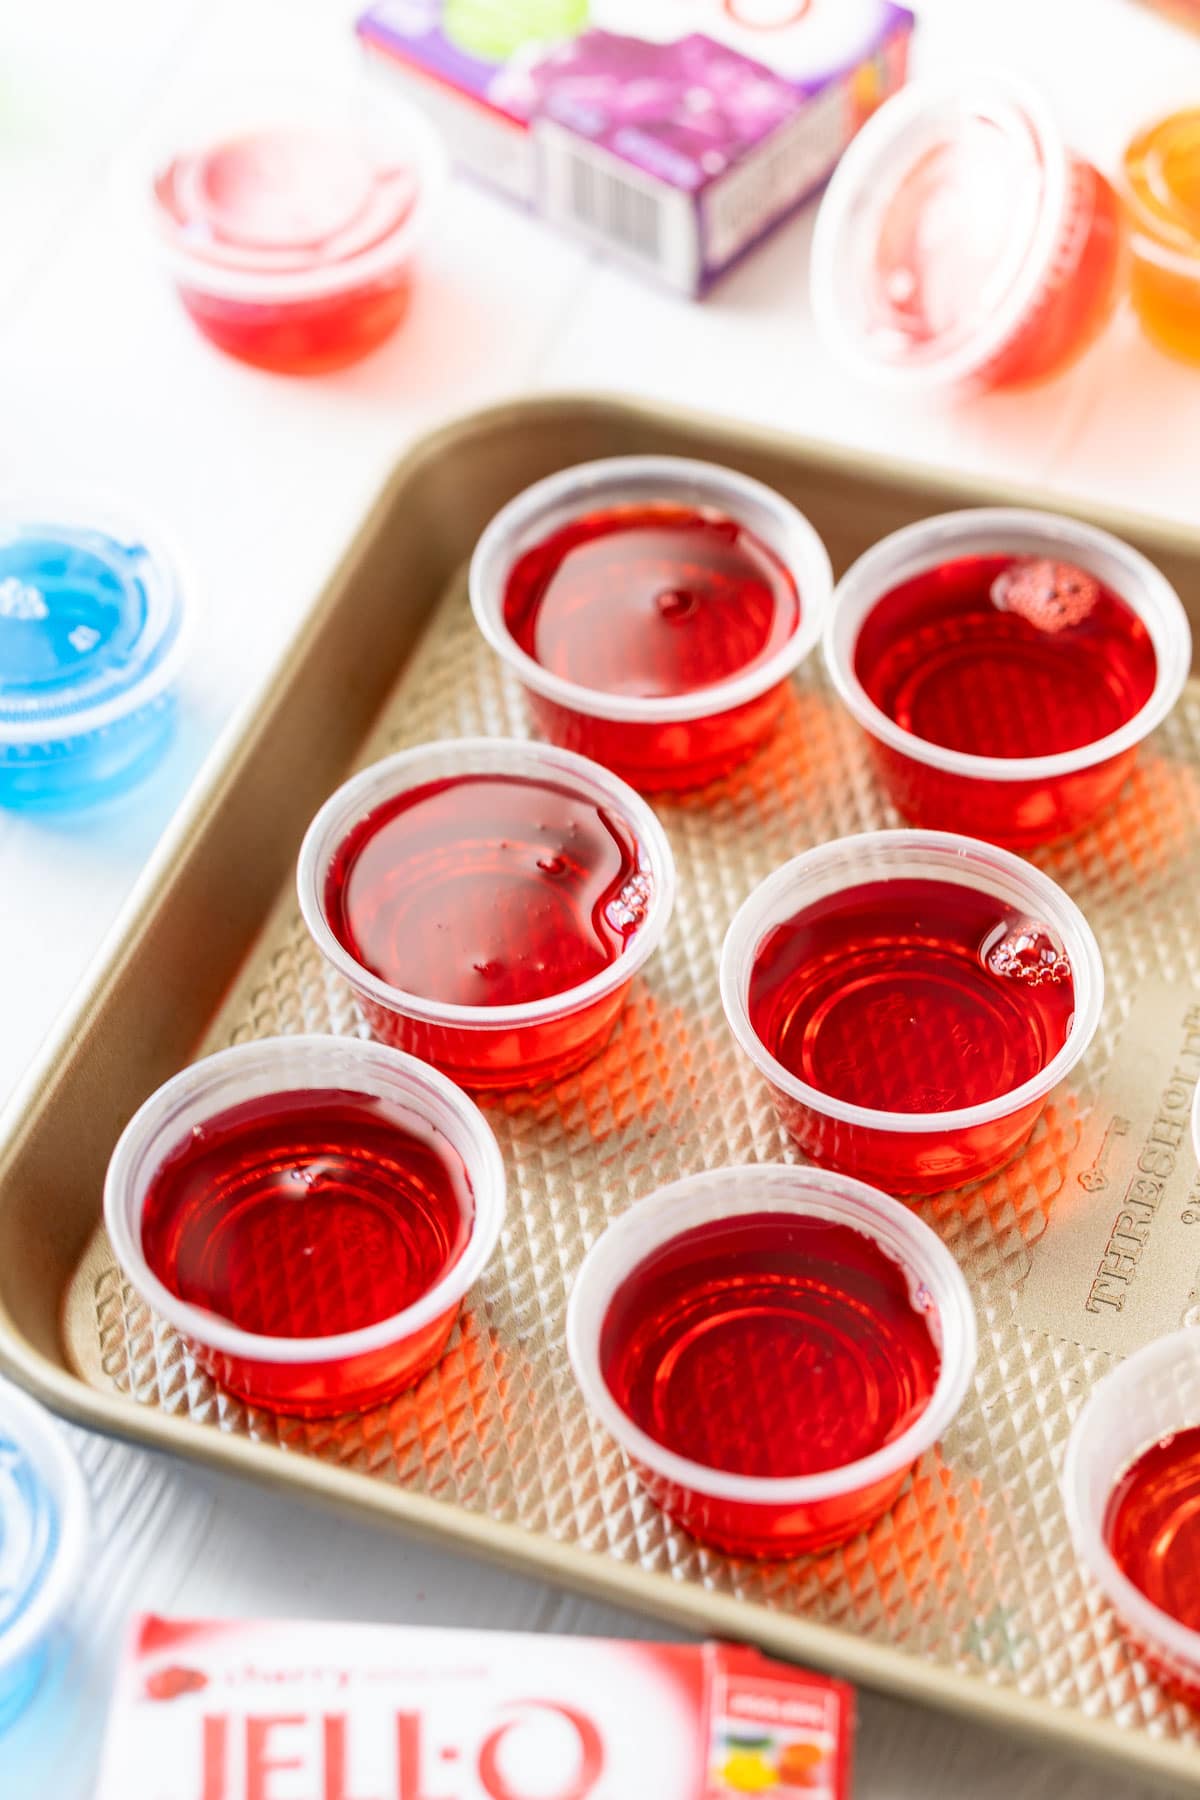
[811,76,1126,393]
[103,1034,506,1417]
[824,509,1190,847]
[720,830,1103,1197]
[1063,1330,1200,1705]
[150,89,446,374]
[469,457,833,792]
[567,1164,977,1558]
[298,738,676,1091]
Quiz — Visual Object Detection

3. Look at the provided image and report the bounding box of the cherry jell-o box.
[95,1617,854,1799]
[357,0,914,294]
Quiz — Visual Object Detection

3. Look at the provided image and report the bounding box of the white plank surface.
[1,2,1197,1794]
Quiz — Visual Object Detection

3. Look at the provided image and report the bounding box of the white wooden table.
[2,2,1198,1793]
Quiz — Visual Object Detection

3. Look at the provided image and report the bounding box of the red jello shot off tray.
[6,400,1200,1787]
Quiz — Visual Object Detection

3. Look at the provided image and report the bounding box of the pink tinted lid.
[811,77,1070,388]
[152,95,444,300]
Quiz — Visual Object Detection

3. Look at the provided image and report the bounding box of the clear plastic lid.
[0,1382,87,1679]
[151,90,446,301]
[811,77,1070,388]
[0,505,190,748]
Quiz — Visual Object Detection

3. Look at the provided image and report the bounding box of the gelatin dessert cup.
[103,1036,506,1417]
[824,509,1190,846]
[1063,1329,1200,1703]
[1123,108,1200,365]
[567,1164,977,1558]
[720,830,1104,1196]
[811,76,1126,392]
[0,500,192,810]
[150,89,446,373]
[298,738,676,1090]
[0,1381,88,1731]
[469,457,833,792]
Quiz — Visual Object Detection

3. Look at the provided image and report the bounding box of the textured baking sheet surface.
[65,563,1200,1756]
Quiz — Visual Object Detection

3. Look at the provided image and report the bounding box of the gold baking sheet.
[5,397,1200,1790]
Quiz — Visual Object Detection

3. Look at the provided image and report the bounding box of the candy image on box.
[358,0,913,293]
[95,1618,854,1799]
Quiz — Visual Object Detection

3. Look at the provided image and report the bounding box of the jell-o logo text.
[196,1702,604,1800]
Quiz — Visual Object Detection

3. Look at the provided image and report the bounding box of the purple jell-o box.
[358,0,914,295]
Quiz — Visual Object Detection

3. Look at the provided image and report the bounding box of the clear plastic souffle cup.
[150,85,447,374]
[468,457,833,792]
[567,1163,977,1559]
[103,1035,506,1418]
[1063,1329,1200,1705]
[811,74,1126,393]
[0,499,193,810]
[823,509,1190,847]
[0,1381,88,1732]
[720,830,1104,1197]
[297,737,677,1091]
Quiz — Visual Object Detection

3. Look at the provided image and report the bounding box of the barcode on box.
[569,155,661,260]
[536,120,700,291]
[703,84,848,270]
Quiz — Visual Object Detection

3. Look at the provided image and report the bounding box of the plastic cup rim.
[296,736,677,1029]
[565,1163,978,1508]
[718,828,1105,1135]
[0,1380,89,1676]
[810,72,1072,392]
[102,1034,507,1366]
[468,456,834,724]
[1062,1327,1200,1679]
[0,493,196,748]
[149,89,448,304]
[822,508,1192,782]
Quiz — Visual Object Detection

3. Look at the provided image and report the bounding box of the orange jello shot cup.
[812,77,1125,393]
[1123,108,1200,364]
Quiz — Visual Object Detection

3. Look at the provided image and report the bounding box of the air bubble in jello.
[984,922,1072,987]
[0,506,190,809]
[812,76,1125,391]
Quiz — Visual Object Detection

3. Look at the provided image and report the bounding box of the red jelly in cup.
[469,458,832,792]
[567,1164,976,1558]
[151,92,445,373]
[811,77,1125,392]
[721,830,1103,1196]
[103,1035,506,1417]
[825,510,1190,846]
[298,738,676,1091]
[1064,1330,1200,1704]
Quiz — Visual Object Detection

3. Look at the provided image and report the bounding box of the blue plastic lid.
[0,509,189,748]
[0,1382,86,1682]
